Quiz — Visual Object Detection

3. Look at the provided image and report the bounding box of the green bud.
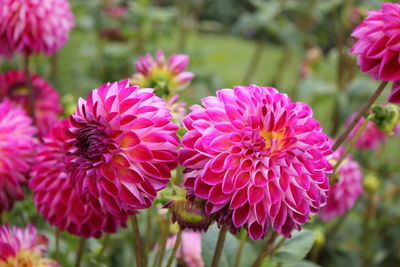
[363,173,380,192]
[369,104,400,135]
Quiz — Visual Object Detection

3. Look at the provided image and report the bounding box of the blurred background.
[2,0,400,266]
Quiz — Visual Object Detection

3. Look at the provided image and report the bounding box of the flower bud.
[363,173,380,192]
[166,198,213,232]
[369,104,400,135]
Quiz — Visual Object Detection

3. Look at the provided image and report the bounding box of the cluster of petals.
[61,80,179,219]
[130,50,195,96]
[347,114,387,149]
[320,144,363,221]
[0,70,62,136]
[179,85,333,240]
[0,101,36,214]
[29,119,127,238]
[165,231,204,267]
[0,224,59,267]
[0,0,74,57]
[350,2,400,103]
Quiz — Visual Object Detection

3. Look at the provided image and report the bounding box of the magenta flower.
[350,2,400,103]
[0,70,62,136]
[63,80,179,218]
[0,224,59,266]
[320,145,363,221]
[30,119,127,238]
[0,0,74,57]
[166,231,204,267]
[0,101,36,214]
[130,50,195,96]
[179,85,332,240]
[347,114,387,149]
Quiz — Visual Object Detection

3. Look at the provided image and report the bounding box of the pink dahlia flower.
[0,70,62,136]
[350,3,400,103]
[347,114,387,149]
[0,224,59,266]
[63,80,179,217]
[165,231,204,267]
[0,0,74,57]
[320,145,363,221]
[0,101,36,214]
[30,119,127,238]
[179,85,333,240]
[130,50,195,97]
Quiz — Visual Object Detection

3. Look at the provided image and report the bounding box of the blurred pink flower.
[320,144,363,221]
[63,80,179,218]
[0,224,59,266]
[0,0,74,57]
[30,119,127,238]
[166,231,204,267]
[179,85,333,240]
[350,2,400,103]
[0,101,36,214]
[347,114,387,149]
[104,6,128,19]
[0,70,62,136]
[130,50,194,96]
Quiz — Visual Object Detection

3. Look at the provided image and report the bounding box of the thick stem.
[55,229,60,261]
[154,212,171,267]
[23,56,36,124]
[131,215,143,267]
[332,81,388,151]
[251,232,279,267]
[242,41,264,84]
[233,230,247,267]
[143,207,153,267]
[211,225,228,267]
[98,234,110,260]
[74,237,86,267]
[165,229,183,267]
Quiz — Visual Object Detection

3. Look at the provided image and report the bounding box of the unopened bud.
[165,198,213,232]
[369,104,400,135]
[363,173,380,192]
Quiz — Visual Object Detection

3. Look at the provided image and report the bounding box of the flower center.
[259,130,285,151]
[75,127,109,162]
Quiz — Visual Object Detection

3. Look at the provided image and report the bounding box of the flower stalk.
[211,225,228,267]
[75,237,86,267]
[131,215,144,267]
[250,231,279,267]
[233,230,247,267]
[332,81,388,151]
[165,228,183,267]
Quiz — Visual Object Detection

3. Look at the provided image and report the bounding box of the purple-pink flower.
[63,80,179,218]
[0,101,36,214]
[30,119,127,238]
[179,85,332,240]
[130,50,194,96]
[0,70,62,136]
[320,145,363,221]
[350,2,400,103]
[0,224,59,266]
[166,231,204,267]
[0,0,74,57]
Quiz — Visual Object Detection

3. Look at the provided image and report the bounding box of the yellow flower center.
[0,250,56,267]
[260,130,285,152]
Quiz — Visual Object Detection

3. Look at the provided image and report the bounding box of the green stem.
[250,232,279,267]
[143,206,153,267]
[211,225,228,267]
[330,118,369,185]
[55,229,60,261]
[131,215,143,267]
[98,234,110,260]
[74,237,86,267]
[233,230,247,267]
[332,81,388,151]
[165,229,183,267]
[154,213,171,267]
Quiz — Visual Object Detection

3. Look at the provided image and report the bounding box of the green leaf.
[269,229,316,264]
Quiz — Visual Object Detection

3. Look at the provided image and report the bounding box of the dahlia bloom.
[320,145,363,221]
[166,231,204,267]
[63,80,179,217]
[0,224,59,267]
[350,2,400,103]
[347,114,387,149]
[130,50,195,97]
[179,85,333,240]
[0,101,36,214]
[0,70,62,136]
[0,0,74,57]
[30,119,127,238]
